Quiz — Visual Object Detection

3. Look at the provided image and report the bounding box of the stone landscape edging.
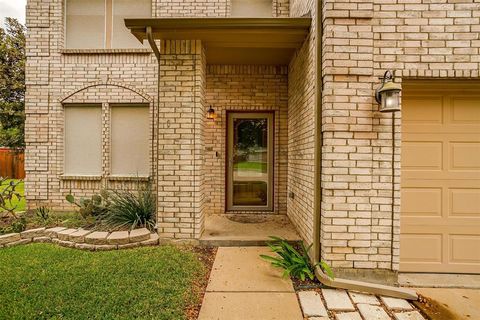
[0,227,159,251]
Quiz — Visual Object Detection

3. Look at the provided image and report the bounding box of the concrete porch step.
[199,238,301,247]
[199,214,302,247]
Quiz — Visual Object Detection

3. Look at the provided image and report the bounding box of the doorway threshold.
[200,214,301,247]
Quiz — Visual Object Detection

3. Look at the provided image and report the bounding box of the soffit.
[124,18,311,64]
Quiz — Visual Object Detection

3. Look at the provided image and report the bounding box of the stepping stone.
[321,289,355,311]
[357,304,391,320]
[45,227,67,237]
[21,227,46,239]
[5,238,31,247]
[85,231,109,245]
[56,228,78,241]
[381,296,413,310]
[33,236,52,243]
[95,244,117,251]
[298,291,328,317]
[75,243,96,251]
[309,317,329,320]
[0,233,20,245]
[394,311,426,320]
[336,312,363,320]
[140,233,159,246]
[107,231,129,245]
[69,229,92,243]
[129,228,151,242]
[349,292,380,305]
[118,242,140,249]
[57,240,75,248]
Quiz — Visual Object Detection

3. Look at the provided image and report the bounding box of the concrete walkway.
[197,247,303,320]
[198,246,428,320]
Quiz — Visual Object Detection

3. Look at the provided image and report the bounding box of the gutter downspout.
[312,0,322,266]
[146,27,161,233]
[311,0,417,300]
[147,26,161,60]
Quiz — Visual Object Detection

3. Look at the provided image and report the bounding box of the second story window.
[230,0,273,17]
[65,0,151,49]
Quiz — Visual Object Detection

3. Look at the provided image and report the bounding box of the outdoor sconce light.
[206,106,217,120]
[375,70,402,112]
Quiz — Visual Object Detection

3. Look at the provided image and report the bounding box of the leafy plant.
[260,236,334,281]
[9,216,26,233]
[100,187,156,231]
[35,206,50,223]
[0,177,23,218]
[66,190,110,219]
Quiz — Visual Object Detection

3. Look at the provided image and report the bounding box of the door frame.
[225,111,275,212]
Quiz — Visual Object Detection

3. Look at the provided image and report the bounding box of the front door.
[227,112,274,211]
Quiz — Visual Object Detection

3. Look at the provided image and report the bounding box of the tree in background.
[0,18,26,151]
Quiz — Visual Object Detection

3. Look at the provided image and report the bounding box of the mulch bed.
[292,275,326,291]
[187,246,217,320]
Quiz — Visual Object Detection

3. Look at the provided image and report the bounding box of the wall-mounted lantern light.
[375,70,402,112]
[206,106,217,120]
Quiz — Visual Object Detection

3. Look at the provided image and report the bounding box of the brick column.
[321,0,400,278]
[24,0,52,203]
[156,40,206,240]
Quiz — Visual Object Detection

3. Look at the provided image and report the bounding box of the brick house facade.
[25,0,480,280]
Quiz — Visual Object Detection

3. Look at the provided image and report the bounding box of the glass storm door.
[227,112,274,211]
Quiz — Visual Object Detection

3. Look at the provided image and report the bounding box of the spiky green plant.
[260,236,334,281]
[35,206,51,222]
[100,187,156,231]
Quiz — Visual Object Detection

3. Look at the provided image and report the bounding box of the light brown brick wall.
[155,0,289,17]
[25,0,480,256]
[26,0,288,238]
[287,0,316,245]
[156,40,206,239]
[321,0,480,271]
[204,65,288,215]
[25,0,158,207]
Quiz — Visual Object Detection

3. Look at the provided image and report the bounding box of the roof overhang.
[125,18,311,65]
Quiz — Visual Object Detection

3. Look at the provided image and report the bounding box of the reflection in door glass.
[232,118,268,206]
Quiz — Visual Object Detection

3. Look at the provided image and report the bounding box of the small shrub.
[9,217,26,233]
[260,236,334,281]
[100,187,156,231]
[35,206,51,223]
[66,190,110,219]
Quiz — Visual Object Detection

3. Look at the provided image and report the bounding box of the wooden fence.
[0,148,25,179]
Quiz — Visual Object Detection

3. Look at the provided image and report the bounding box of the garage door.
[400,81,480,273]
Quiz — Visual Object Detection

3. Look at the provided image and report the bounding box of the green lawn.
[234,161,267,172]
[0,244,206,320]
[0,179,26,212]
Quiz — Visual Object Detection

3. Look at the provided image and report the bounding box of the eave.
[125,17,311,65]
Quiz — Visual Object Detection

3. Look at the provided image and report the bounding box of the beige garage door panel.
[400,81,480,274]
